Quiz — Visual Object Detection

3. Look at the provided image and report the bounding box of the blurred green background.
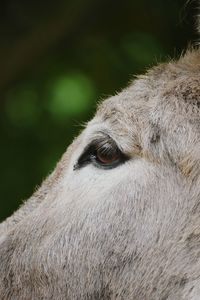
[0,0,198,221]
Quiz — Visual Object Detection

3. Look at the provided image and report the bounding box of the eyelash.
[74,137,128,170]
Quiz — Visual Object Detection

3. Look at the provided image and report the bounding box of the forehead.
[96,50,200,131]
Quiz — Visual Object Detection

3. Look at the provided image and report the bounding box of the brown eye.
[74,135,129,170]
[95,147,120,165]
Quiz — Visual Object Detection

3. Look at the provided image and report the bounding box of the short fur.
[1,18,200,300]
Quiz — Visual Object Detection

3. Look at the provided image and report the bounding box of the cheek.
[59,159,154,205]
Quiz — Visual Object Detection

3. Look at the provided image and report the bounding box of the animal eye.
[74,136,128,170]
[95,147,120,165]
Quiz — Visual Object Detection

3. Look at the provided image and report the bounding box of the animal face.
[1,18,200,300]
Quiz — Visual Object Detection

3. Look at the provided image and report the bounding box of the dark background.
[0,0,198,221]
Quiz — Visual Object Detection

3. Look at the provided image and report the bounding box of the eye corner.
[73,162,80,171]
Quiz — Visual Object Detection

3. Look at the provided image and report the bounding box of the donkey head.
[1,11,200,300]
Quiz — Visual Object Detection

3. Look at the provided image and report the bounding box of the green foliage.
[122,33,165,68]
[48,73,96,120]
[5,86,40,127]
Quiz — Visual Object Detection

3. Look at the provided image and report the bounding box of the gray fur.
[1,41,200,300]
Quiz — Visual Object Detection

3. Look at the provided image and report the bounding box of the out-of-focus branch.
[0,0,96,92]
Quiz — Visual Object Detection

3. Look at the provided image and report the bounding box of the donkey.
[1,12,200,300]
